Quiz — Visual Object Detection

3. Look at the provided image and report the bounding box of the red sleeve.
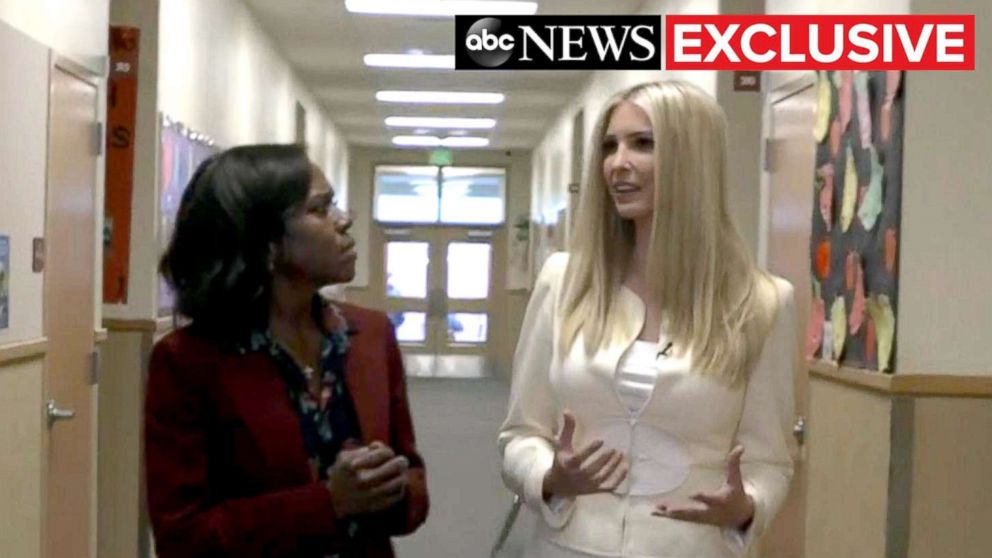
[144,336,345,558]
[372,318,430,536]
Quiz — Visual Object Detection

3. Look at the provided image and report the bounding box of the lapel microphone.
[657,341,674,358]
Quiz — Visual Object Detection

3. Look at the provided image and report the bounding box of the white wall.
[897,0,992,375]
[0,0,109,72]
[158,0,349,195]
[0,18,49,345]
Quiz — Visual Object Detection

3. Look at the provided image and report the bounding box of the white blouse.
[615,340,661,414]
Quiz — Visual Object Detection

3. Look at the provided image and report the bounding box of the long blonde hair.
[559,80,778,384]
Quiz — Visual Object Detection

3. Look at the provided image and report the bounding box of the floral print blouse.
[241,294,361,481]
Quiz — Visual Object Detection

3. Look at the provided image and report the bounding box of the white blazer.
[498,253,797,558]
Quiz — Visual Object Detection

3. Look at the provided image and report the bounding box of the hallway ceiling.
[242,0,646,149]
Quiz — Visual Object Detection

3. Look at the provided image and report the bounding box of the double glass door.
[382,226,501,377]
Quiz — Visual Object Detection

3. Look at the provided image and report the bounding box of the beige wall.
[0,358,45,558]
[715,0,765,255]
[908,396,992,558]
[898,0,992,376]
[804,379,893,558]
[96,332,147,558]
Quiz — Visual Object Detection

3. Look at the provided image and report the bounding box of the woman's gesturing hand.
[326,441,409,518]
[653,445,755,529]
[542,411,627,501]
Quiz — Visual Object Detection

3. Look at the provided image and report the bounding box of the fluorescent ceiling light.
[386,116,497,129]
[363,53,455,69]
[442,166,503,176]
[376,90,505,105]
[442,137,490,147]
[346,0,538,17]
[392,135,491,148]
[392,136,441,147]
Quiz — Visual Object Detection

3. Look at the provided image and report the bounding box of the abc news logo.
[455,16,661,70]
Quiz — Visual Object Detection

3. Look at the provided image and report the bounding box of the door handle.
[793,416,806,446]
[46,399,76,428]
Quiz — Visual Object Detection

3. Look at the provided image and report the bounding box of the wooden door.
[43,61,100,558]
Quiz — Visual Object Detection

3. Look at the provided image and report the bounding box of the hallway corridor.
[2,2,992,557]
[399,378,534,558]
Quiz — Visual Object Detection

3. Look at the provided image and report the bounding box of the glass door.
[382,227,499,377]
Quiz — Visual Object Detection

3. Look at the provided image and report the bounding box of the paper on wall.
[858,146,884,231]
[817,163,834,231]
[854,71,873,148]
[867,294,895,372]
[831,296,847,360]
[841,143,858,232]
[849,256,866,335]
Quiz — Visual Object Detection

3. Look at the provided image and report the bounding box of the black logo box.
[455,15,662,70]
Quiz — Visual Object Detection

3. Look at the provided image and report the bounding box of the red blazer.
[145,304,429,558]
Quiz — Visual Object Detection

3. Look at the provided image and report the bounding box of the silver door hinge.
[94,121,105,156]
[89,350,100,385]
[763,137,773,172]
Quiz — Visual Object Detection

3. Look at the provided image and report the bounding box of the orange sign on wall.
[103,27,139,303]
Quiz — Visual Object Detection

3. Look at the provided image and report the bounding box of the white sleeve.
[736,278,798,552]
[497,253,575,528]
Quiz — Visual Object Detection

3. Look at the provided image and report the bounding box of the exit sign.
[429,148,453,166]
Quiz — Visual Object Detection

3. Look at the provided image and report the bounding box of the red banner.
[103,27,140,303]
[665,15,974,70]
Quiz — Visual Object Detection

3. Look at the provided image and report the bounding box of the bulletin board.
[806,71,904,373]
[157,115,217,317]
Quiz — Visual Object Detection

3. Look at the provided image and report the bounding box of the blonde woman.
[499,81,797,558]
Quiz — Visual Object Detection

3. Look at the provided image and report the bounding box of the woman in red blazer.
[146,144,428,558]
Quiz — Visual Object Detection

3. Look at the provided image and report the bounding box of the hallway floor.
[396,377,537,558]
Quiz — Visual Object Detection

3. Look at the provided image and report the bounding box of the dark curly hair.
[159,144,312,341]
